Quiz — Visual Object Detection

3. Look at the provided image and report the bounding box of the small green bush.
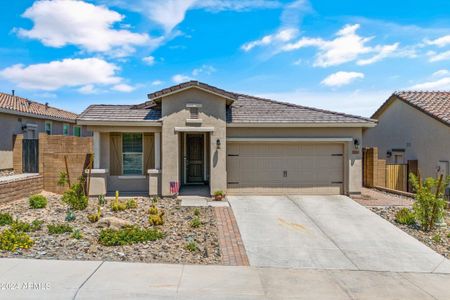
[185,241,198,252]
[29,195,47,209]
[87,206,102,223]
[71,230,83,240]
[193,208,200,216]
[11,219,43,232]
[65,209,76,222]
[47,223,73,235]
[0,229,34,251]
[432,234,442,243]
[126,199,138,209]
[0,213,13,226]
[148,205,158,215]
[151,196,159,204]
[111,201,127,212]
[191,216,201,228]
[447,233,450,239]
[213,190,225,197]
[98,226,164,246]
[62,183,88,210]
[148,213,164,226]
[395,208,415,225]
[98,194,106,206]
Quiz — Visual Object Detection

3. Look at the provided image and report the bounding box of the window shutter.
[110,133,122,176]
[143,133,155,172]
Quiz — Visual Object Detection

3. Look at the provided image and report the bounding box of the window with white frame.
[63,124,70,136]
[73,126,81,137]
[122,133,143,175]
[45,121,52,135]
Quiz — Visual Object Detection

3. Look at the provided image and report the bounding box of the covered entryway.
[227,142,345,195]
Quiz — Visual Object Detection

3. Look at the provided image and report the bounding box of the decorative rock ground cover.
[0,192,221,264]
[371,206,450,258]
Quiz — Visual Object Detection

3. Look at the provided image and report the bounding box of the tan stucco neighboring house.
[363,91,450,179]
[0,91,89,170]
[77,81,376,197]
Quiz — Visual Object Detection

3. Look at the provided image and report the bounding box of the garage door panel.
[227,142,345,195]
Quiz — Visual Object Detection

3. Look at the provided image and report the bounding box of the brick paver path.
[215,207,249,266]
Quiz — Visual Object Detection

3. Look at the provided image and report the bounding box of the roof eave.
[76,119,162,126]
[0,107,76,123]
[226,122,377,128]
[148,85,236,104]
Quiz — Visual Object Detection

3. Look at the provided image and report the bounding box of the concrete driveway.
[228,195,450,273]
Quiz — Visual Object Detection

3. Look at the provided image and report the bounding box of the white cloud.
[357,43,399,65]
[172,74,192,83]
[0,58,121,91]
[432,69,449,77]
[152,80,164,86]
[17,0,153,57]
[427,50,450,62]
[78,84,98,94]
[142,56,155,65]
[242,28,298,51]
[112,83,135,92]
[426,35,450,47]
[321,71,364,87]
[192,65,216,76]
[410,77,450,90]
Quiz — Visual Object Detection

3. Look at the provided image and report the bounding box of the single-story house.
[0,91,89,170]
[363,91,450,179]
[78,81,376,196]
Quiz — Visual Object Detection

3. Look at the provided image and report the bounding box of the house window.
[73,126,81,137]
[45,121,52,135]
[122,133,143,175]
[63,124,70,136]
[189,107,199,119]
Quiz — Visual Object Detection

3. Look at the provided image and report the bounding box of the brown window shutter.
[110,133,122,175]
[143,133,155,172]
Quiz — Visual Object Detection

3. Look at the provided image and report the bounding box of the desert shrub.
[193,208,200,216]
[0,229,34,251]
[148,213,164,226]
[185,241,198,252]
[29,195,47,209]
[409,173,450,231]
[71,230,83,240]
[65,209,76,222]
[395,208,415,225]
[190,216,201,228]
[47,223,73,235]
[126,199,138,209]
[213,190,225,197]
[98,195,106,206]
[87,206,102,223]
[98,226,164,246]
[432,234,442,243]
[0,213,13,226]
[11,219,43,232]
[111,201,127,212]
[62,183,88,210]
[148,205,159,215]
[151,196,159,204]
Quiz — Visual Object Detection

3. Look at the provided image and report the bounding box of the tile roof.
[373,91,450,126]
[148,80,237,101]
[78,105,161,121]
[0,92,77,122]
[227,93,375,124]
[79,81,375,125]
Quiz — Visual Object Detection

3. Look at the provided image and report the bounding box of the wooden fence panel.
[385,164,407,191]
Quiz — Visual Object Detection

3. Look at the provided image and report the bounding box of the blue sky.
[1,0,450,117]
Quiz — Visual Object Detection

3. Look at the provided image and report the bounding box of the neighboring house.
[78,81,376,196]
[364,91,450,179]
[0,91,88,170]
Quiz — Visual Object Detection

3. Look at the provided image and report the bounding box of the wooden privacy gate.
[22,139,39,173]
[385,164,407,191]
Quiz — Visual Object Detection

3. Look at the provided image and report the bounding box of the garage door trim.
[227,137,353,142]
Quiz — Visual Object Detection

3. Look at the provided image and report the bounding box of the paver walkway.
[0,258,449,299]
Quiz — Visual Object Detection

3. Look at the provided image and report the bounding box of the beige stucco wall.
[363,99,450,179]
[227,127,363,194]
[160,88,227,196]
[0,112,84,170]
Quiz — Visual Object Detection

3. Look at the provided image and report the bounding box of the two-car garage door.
[227,143,345,195]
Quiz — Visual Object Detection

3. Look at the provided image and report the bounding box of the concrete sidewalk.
[0,258,449,299]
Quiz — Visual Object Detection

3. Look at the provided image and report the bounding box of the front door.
[186,134,204,183]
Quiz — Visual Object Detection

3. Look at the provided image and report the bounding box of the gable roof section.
[0,92,77,122]
[372,91,450,127]
[227,93,375,125]
[78,81,376,127]
[147,80,237,103]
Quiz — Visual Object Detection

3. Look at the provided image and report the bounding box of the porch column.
[154,132,161,170]
[93,131,100,169]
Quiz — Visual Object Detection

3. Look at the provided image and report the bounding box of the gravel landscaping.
[371,206,450,258]
[0,192,221,264]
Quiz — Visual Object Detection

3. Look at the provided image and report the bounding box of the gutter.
[0,108,76,123]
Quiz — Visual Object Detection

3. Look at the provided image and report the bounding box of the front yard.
[0,192,221,264]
